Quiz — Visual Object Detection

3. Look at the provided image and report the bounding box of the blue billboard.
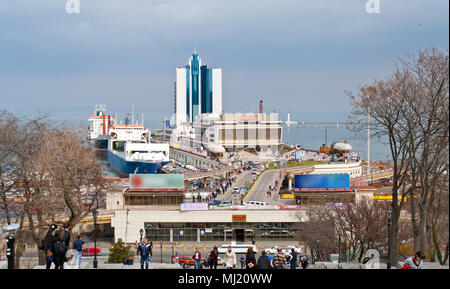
[294,174,350,189]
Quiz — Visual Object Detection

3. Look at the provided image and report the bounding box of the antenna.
[132,104,135,125]
[142,113,144,126]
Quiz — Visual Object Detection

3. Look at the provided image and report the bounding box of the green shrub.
[107,238,134,263]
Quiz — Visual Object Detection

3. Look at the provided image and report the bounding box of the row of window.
[142,222,298,242]
[124,194,184,206]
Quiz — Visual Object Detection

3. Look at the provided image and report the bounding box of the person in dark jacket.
[72,235,85,269]
[289,248,298,269]
[137,238,152,269]
[256,251,273,269]
[209,246,219,269]
[300,256,308,269]
[43,224,58,270]
[52,224,70,269]
[245,247,256,269]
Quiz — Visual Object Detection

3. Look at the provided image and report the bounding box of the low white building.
[311,161,363,179]
[173,113,283,153]
[110,208,305,244]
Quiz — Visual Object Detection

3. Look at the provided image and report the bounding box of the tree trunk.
[409,190,419,252]
[389,209,400,268]
[418,206,427,256]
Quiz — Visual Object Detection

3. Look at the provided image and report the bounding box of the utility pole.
[124,207,129,245]
[367,112,371,183]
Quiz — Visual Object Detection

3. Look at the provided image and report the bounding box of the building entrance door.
[234,229,245,243]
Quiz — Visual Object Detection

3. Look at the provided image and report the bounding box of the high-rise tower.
[174,52,222,127]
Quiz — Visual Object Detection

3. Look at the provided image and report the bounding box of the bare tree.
[347,48,449,265]
[297,199,401,263]
[0,111,107,267]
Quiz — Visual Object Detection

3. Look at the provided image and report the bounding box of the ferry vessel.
[107,122,170,176]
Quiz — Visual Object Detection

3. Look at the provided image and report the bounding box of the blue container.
[294,174,350,189]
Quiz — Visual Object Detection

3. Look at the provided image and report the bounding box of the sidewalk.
[33,262,181,269]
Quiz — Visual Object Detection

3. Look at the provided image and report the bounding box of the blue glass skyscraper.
[174,52,222,127]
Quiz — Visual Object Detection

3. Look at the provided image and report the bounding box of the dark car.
[209,200,222,206]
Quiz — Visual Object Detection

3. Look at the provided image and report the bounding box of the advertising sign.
[180,203,209,211]
[232,193,241,206]
[232,215,247,222]
[281,194,295,199]
[130,174,184,190]
[294,174,350,189]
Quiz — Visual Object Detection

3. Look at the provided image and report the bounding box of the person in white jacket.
[224,246,236,269]
[402,251,425,269]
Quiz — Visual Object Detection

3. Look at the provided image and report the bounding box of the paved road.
[244,170,279,204]
[219,171,252,202]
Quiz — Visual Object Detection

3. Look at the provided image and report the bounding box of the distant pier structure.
[285,111,298,125]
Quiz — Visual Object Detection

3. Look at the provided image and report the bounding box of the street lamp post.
[316,239,320,262]
[386,209,392,269]
[159,240,163,264]
[92,209,98,269]
[337,228,342,263]
[139,229,144,243]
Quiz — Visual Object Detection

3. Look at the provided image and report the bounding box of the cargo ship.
[107,123,170,177]
[87,105,115,150]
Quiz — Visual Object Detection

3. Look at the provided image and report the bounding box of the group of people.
[191,246,308,270]
[40,223,85,269]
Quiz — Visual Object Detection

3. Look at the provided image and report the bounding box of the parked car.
[262,230,295,238]
[244,201,269,206]
[217,244,257,254]
[209,200,222,206]
[82,247,102,256]
[264,246,301,255]
[178,255,196,268]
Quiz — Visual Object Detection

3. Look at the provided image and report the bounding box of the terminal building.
[107,174,302,243]
[175,112,283,153]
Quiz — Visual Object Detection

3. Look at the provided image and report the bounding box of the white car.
[232,187,240,193]
[217,244,258,254]
[244,201,269,206]
[264,246,301,255]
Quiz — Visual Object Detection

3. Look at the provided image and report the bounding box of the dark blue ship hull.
[107,150,169,177]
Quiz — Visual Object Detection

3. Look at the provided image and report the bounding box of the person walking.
[42,224,58,270]
[52,223,70,269]
[72,235,85,269]
[289,248,298,269]
[402,251,426,269]
[245,247,256,269]
[272,248,288,269]
[240,255,245,269]
[209,246,219,269]
[224,246,236,269]
[193,248,202,269]
[137,238,152,269]
[300,256,308,269]
[256,251,273,269]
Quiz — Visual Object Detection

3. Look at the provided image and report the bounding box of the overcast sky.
[0,0,448,125]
